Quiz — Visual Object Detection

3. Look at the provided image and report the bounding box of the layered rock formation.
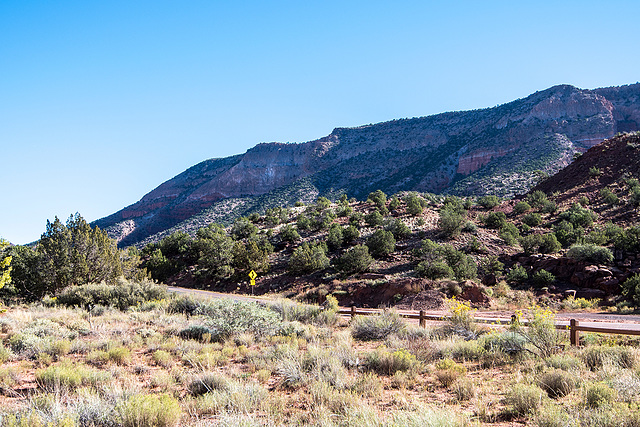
[94,83,640,247]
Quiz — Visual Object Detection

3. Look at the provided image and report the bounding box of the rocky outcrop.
[94,83,640,247]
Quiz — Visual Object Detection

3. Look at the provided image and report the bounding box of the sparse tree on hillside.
[366,230,396,258]
[288,242,329,275]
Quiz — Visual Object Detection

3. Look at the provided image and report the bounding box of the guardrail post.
[419,310,426,328]
[351,306,356,318]
[570,319,580,346]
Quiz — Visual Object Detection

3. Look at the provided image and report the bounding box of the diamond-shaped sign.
[248,270,257,280]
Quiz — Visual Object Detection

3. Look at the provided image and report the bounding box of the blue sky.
[2,0,639,244]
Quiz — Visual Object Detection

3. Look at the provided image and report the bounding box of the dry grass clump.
[434,358,466,387]
[120,393,181,427]
[505,383,545,416]
[350,310,406,341]
[581,345,637,370]
[538,368,577,398]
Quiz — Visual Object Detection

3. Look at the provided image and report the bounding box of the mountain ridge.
[94,83,640,247]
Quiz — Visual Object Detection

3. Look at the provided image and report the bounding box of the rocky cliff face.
[94,83,640,247]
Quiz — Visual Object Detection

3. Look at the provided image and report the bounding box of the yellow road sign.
[250,279,256,287]
[248,270,257,280]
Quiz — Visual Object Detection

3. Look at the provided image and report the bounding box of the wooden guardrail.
[339,306,640,346]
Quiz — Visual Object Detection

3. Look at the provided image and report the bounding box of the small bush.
[522,212,542,227]
[119,393,182,427]
[334,245,374,275]
[36,361,110,391]
[415,261,454,280]
[288,242,330,275]
[600,188,619,206]
[365,210,384,227]
[351,311,406,341]
[513,201,532,214]
[188,372,231,396]
[56,278,169,311]
[484,212,507,229]
[559,204,597,228]
[506,265,528,284]
[538,369,576,398]
[438,208,465,239]
[622,274,640,307]
[435,358,467,387]
[585,382,616,408]
[527,190,549,210]
[366,229,396,258]
[364,348,418,376]
[567,244,613,264]
[452,378,476,401]
[531,270,555,288]
[478,195,501,209]
[506,383,544,416]
[581,345,637,370]
[384,218,411,240]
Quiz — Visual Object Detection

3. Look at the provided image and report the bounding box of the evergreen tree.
[0,238,11,290]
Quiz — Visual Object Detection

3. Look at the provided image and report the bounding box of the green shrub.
[567,244,613,264]
[506,265,528,284]
[500,222,520,246]
[334,245,374,275]
[531,270,555,288]
[36,361,110,391]
[484,212,507,229]
[623,274,640,307]
[342,224,360,243]
[326,224,344,250]
[600,188,619,206]
[506,383,544,416]
[585,382,616,408]
[119,393,181,427]
[558,204,597,228]
[364,348,418,375]
[527,190,549,210]
[435,358,467,387]
[415,261,454,280]
[545,353,583,371]
[288,242,330,275]
[351,311,406,341]
[520,233,561,255]
[589,166,602,177]
[581,345,637,370]
[513,201,532,214]
[365,210,384,227]
[477,195,501,209]
[279,224,300,242]
[384,218,411,240]
[539,233,561,254]
[404,194,424,216]
[188,372,231,396]
[538,369,576,398]
[56,278,168,311]
[366,229,396,258]
[438,208,465,239]
[554,220,582,247]
[522,212,542,227]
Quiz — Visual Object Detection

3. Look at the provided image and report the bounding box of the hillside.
[95,83,640,247]
[138,130,640,311]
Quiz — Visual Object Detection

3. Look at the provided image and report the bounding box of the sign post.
[248,270,257,295]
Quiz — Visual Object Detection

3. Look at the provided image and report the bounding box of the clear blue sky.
[2,0,639,244]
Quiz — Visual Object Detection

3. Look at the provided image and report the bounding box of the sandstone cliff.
[94,83,640,247]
